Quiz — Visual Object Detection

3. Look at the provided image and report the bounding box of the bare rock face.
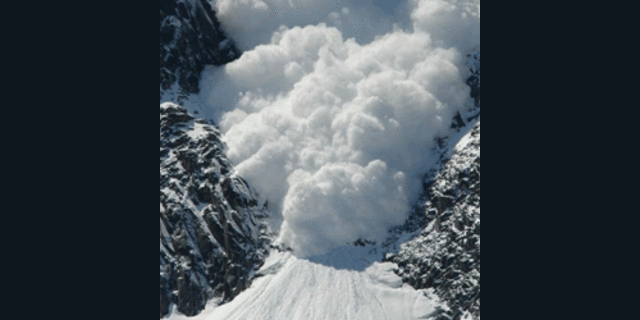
[160,103,270,318]
[160,0,239,100]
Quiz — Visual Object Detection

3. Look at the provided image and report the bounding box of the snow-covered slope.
[388,119,480,320]
[169,251,448,320]
[160,2,272,317]
[160,103,271,317]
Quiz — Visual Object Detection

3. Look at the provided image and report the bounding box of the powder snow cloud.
[210,0,401,51]
[201,0,479,257]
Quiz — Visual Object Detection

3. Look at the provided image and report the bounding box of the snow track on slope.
[168,251,444,320]
[213,251,442,320]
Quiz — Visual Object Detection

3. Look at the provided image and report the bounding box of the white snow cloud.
[410,0,480,53]
[201,0,479,257]
[209,0,402,51]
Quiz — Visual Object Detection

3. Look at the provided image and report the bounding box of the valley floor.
[166,251,445,320]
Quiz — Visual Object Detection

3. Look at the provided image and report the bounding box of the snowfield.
[167,251,446,320]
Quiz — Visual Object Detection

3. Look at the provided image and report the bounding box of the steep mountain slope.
[203,251,446,320]
[160,0,239,101]
[160,1,274,317]
[160,103,271,318]
[388,120,480,320]
[385,51,480,320]
[159,49,480,320]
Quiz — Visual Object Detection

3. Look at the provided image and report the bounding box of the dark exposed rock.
[466,51,480,108]
[450,112,466,130]
[160,0,240,101]
[160,103,270,318]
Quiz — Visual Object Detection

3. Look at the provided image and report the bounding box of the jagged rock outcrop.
[160,103,270,318]
[466,50,480,109]
[160,0,239,100]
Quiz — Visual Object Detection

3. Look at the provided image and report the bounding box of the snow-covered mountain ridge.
[160,1,272,317]
[160,103,271,317]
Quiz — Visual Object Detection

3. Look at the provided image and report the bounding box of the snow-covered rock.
[160,103,271,318]
[169,251,449,320]
[388,120,480,320]
[158,0,481,315]
[160,0,239,101]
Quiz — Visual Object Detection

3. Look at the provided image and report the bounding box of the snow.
[161,0,480,317]
[159,0,483,261]
[199,23,475,258]
[186,122,211,141]
[210,0,404,52]
[161,84,212,118]
[306,243,384,271]
[454,128,475,152]
[164,297,223,320]
[167,251,445,320]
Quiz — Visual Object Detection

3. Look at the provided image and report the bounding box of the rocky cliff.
[160,0,239,101]
[160,103,270,318]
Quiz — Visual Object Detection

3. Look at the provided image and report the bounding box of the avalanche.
[161,0,480,318]
[200,0,480,258]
